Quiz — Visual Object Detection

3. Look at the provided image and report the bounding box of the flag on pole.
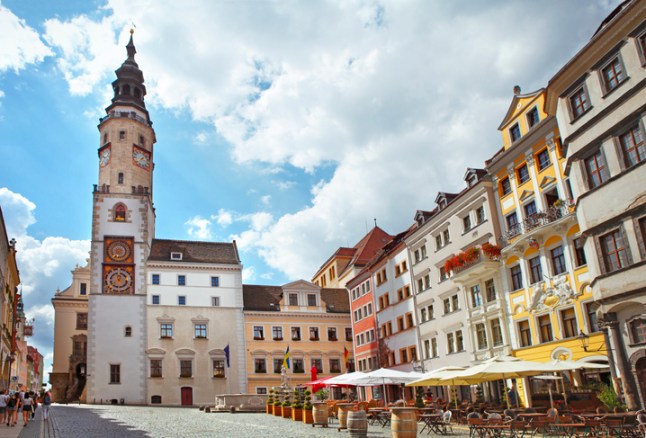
[282,346,290,369]
[344,346,350,369]
[224,344,230,368]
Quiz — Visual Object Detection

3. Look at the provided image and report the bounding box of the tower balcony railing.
[100,110,152,126]
[503,204,574,243]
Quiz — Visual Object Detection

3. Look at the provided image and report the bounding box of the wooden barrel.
[312,402,329,426]
[337,403,355,429]
[391,407,417,438]
[347,409,368,438]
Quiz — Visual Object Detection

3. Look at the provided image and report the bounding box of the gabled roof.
[243,284,283,311]
[242,284,350,313]
[148,239,240,264]
[338,226,392,278]
[497,87,544,130]
[365,226,415,270]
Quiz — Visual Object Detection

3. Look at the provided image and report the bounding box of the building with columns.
[486,86,609,406]
[546,0,646,409]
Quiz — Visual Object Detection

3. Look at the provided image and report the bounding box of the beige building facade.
[50,261,90,401]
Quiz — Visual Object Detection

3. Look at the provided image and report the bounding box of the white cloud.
[212,209,233,227]
[41,0,621,280]
[0,188,90,381]
[260,195,271,206]
[0,6,52,74]
[194,131,209,145]
[185,215,213,240]
[242,266,256,282]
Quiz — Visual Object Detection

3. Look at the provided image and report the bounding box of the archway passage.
[180,387,193,406]
[636,356,646,407]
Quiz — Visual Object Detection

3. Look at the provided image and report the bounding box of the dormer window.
[526,107,540,128]
[170,252,183,261]
[509,123,521,143]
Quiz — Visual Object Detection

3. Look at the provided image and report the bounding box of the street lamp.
[577,330,590,351]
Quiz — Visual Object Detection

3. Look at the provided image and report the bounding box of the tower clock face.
[105,267,133,293]
[99,146,111,167]
[107,240,131,262]
[132,145,151,170]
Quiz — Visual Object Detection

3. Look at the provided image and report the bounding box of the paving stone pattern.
[18,405,472,438]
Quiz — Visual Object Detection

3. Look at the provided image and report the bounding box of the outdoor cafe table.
[517,412,548,421]
[420,413,446,435]
[367,408,387,425]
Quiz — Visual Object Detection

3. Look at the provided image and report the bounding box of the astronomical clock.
[103,237,135,295]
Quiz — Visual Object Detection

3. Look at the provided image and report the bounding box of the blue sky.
[0,0,621,380]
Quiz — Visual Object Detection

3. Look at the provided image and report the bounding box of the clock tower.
[87,31,155,404]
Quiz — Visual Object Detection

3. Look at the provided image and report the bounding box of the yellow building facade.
[486,88,608,407]
[243,280,354,395]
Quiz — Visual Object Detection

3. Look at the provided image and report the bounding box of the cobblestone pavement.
[19,405,472,438]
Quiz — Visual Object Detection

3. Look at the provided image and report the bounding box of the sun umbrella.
[325,371,367,386]
[407,366,467,387]
[538,359,609,372]
[439,355,548,408]
[350,368,424,404]
[304,375,335,393]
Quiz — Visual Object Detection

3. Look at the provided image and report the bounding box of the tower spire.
[126,28,136,63]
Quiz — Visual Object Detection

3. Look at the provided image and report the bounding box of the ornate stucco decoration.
[528,275,576,313]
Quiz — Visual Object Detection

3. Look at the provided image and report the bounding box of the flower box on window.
[292,336,301,341]
[273,337,283,341]
[309,337,320,341]
[328,336,338,341]
[254,336,264,341]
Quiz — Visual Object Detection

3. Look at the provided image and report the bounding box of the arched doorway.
[180,387,193,406]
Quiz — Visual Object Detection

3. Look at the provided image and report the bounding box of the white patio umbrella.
[351,368,424,404]
[324,371,367,385]
[538,359,609,372]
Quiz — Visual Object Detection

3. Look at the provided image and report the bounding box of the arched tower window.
[123,85,131,96]
[114,203,127,222]
[134,88,141,99]
[103,133,108,144]
[124,326,132,337]
[118,172,124,184]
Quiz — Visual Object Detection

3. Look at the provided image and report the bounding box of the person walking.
[21,392,32,426]
[30,392,37,419]
[6,393,17,426]
[0,390,7,425]
[41,390,51,421]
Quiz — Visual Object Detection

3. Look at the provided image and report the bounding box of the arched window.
[124,326,132,337]
[118,172,124,184]
[123,85,131,96]
[134,88,141,99]
[114,204,127,222]
[151,395,162,404]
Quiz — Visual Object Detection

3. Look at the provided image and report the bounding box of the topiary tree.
[304,390,313,410]
[283,392,292,407]
[274,390,283,406]
[267,389,274,405]
[292,388,302,409]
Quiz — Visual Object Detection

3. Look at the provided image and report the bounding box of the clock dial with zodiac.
[132,145,151,170]
[99,146,111,167]
[104,266,134,294]
[107,240,131,262]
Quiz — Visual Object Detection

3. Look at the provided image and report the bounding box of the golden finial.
[130,28,135,35]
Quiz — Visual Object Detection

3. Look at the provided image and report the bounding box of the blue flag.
[224,344,230,368]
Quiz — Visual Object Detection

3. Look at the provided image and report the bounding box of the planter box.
[303,410,314,424]
[281,406,291,418]
[292,408,303,421]
[273,405,282,416]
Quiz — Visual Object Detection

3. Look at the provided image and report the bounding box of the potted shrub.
[291,388,303,421]
[282,393,292,418]
[314,388,328,401]
[266,390,274,414]
[303,390,314,424]
[414,387,425,409]
[273,392,283,416]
